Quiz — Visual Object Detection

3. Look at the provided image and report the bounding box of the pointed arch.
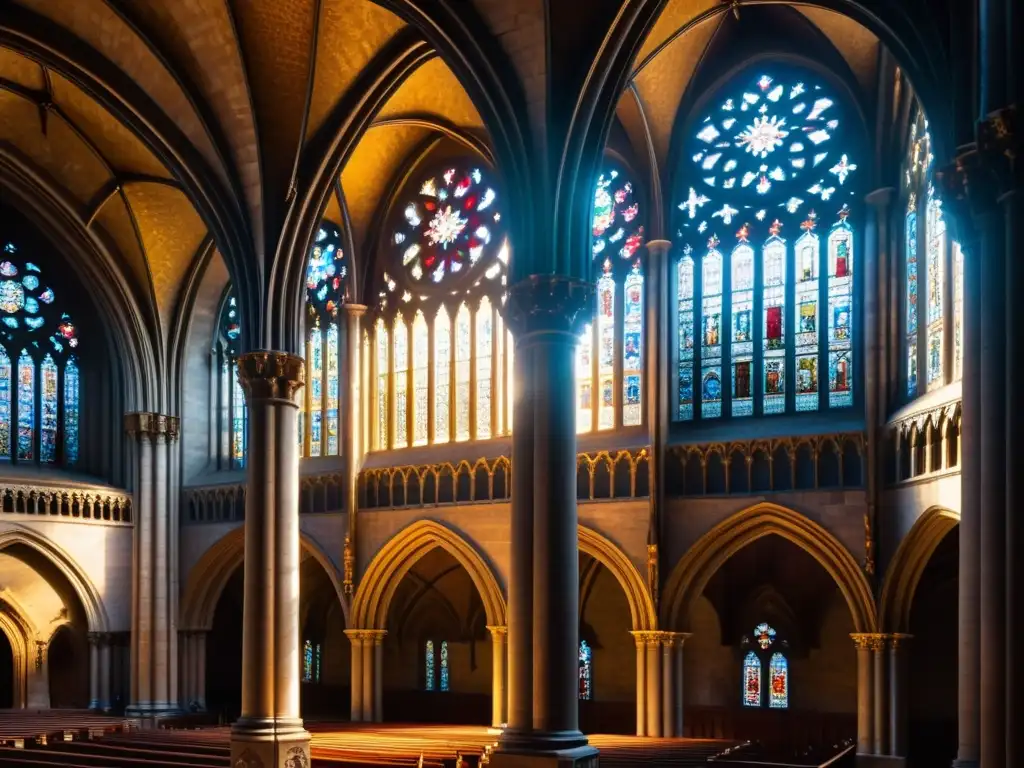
[660,502,876,633]
[879,506,959,633]
[0,529,109,633]
[351,519,505,630]
[578,525,657,632]
[180,527,349,631]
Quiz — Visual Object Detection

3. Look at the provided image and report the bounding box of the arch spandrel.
[660,501,876,634]
[878,505,959,633]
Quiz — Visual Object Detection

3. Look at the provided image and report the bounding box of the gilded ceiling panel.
[13,0,223,181]
[0,47,45,91]
[0,90,110,204]
[229,0,316,195]
[633,15,720,168]
[91,196,151,306]
[633,0,720,73]
[340,123,430,257]
[375,57,484,131]
[123,182,208,341]
[49,73,171,180]
[796,7,880,96]
[305,0,405,141]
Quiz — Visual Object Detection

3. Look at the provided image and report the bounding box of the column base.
[231,719,310,768]
[490,744,599,768]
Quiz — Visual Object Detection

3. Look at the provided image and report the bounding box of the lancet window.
[369,162,511,450]
[578,640,593,700]
[424,639,450,691]
[0,243,80,466]
[902,108,964,400]
[578,168,646,432]
[741,622,789,709]
[676,70,859,421]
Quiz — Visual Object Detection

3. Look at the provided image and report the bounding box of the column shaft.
[872,639,886,755]
[348,633,364,722]
[634,636,646,736]
[645,638,661,737]
[152,434,170,707]
[852,637,874,754]
[196,632,207,710]
[888,636,909,757]
[661,638,674,738]
[489,626,508,728]
[88,635,100,710]
[134,430,153,707]
[361,635,373,722]
[230,352,309,766]
[674,641,684,737]
[373,636,384,722]
[99,637,111,711]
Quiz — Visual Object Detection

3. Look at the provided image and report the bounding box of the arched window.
[302,639,321,684]
[578,168,646,433]
[676,71,859,420]
[578,640,593,700]
[216,224,347,469]
[902,108,964,399]
[0,244,80,466]
[424,639,450,691]
[741,622,789,709]
[371,162,510,450]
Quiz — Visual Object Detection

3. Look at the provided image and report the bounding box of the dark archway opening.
[682,534,856,751]
[299,554,349,720]
[578,553,635,734]
[382,547,491,724]
[0,630,13,708]
[906,526,957,768]
[206,567,243,722]
[48,625,87,708]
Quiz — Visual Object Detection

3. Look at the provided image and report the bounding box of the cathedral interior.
[0,1,1017,767]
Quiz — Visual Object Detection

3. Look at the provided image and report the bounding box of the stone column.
[632,632,647,736]
[888,634,911,757]
[345,630,364,722]
[851,634,874,756]
[230,352,310,768]
[373,631,385,723]
[124,412,180,718]
[488,625,508,729]
[88,632,101,710]
[872,635,887,755]
[99,634,112,712]
[27,640,49,709]
[494,276,597,768]
[341,304,367,598]
[645,634,662,737]
[660,632,690,738]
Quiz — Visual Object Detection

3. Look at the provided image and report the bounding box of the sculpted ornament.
[284,746,309,768]
[505,275,593,338]
[233,750,263,768]
[237,351,305,402]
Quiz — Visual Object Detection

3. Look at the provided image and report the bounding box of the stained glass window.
[769,652,789,709]
[578,640,593,701]
[953,241,963,381]
[435,308,451,443]
[412,311,429,446]
[369,160,513,449]
[583,168,646,432]
[753,622,776,649]
[439,640,450,692]
[476,297,493,439]
[743,651,762,707]
[393,313,409,448]
[925,190,945,388]
[303,640,313,683]
[678,247,696,420]
[905,202,919,396]
[309,323,323,456]
[676,70,859,420]
[376,318,389,449]
[326,323,339,455]
[0,245,80,466]
[425,640,435,691]
[216,293,246,469]
[231,360,246,467]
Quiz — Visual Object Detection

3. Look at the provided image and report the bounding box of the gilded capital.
[505,275,592,339]
[850,632,887,651]
[237,351,305,403]
[486,625,508,638]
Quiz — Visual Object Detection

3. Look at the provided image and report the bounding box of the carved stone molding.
[237,351,305,403]
[123,412,180,440]
[505,275,593,339]
[850,632,888,651]
[343,629,388,644]
[486,625,508,637]
[342,535,355,597]
[342,303,368,318]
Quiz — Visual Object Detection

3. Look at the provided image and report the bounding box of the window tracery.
[578,640,593,700]
[370,161,511,450]
[578,167,646,433]
[676,70,859,420]
[0,243,80,466]
[741,622,788,709]
[424,639,450,691]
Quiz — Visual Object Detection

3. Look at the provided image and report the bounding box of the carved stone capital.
[486,625,508,638]
[977,106,1022,195]
[505,275,592,339]
[644,239,672,258]
[850,632,887,651]
[237,351,305,404]
[124,412,179,440]
[343,303,368,319]
[344,629,388,645]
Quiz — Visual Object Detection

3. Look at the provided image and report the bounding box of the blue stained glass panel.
[17,350,33,460]
[769,652,789,709]
[63,357,79,465]
[425,640,435,691]
[440,640,449,692]
[743,651,761,707]
[0,347,9,457]
[40,355,57,463]
[579,640,593,700]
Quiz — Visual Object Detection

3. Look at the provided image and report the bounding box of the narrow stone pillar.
[632,632,647,736]
[888,634,911,757]
[124,412,180,718]
[88,633,101,710]
[346,630,364,722]
[178,630,191,707]
[645,634,662,737]
[372,631,385,722]
[674,636,685,737]
[851,634,874,755]
[99,634,112,711]
[494,276,597,768]
[661,634,675,737]
[230,352,309,768]
[341,304,367,598]
[488,625,508,728]
[871,635,887,755]
[193,630,208,710]
[362,632,374,722]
